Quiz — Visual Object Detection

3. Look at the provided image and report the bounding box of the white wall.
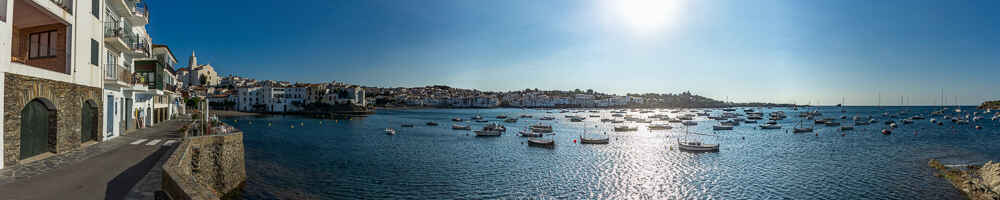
[0,0,14,169]
[71,0,104,88]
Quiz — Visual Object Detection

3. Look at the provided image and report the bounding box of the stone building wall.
[3,73,103,166]
[163,125,246,200]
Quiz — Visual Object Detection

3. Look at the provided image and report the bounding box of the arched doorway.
[81,100,98,142]
[20,99,55,160]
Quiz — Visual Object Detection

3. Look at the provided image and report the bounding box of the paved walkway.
[0,120,188,200]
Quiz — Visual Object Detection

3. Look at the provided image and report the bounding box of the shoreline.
[929,159,1000,200]
[210,110,263,117]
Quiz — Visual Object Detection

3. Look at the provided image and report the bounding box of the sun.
[609,0,687,34]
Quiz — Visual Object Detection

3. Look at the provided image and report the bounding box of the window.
[91,0,99,18]
[28,31,58,58]
[1,0,7,22]
[90,39,99,65]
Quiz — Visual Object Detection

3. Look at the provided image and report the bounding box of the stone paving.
[0,120,189,199]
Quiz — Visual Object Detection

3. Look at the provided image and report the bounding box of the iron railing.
[133,1,149,20]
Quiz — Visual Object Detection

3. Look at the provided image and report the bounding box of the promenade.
[0,120,188,200]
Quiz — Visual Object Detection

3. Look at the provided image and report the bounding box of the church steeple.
[189,51,197,68]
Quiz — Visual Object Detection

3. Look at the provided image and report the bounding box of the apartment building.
[0,0,107,169]
[102,0,150,139]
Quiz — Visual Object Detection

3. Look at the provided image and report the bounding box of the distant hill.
[980,100,1000,109]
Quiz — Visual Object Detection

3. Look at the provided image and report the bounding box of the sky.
[147,0,1000,106]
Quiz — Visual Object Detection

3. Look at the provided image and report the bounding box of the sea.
[221,106,998,199]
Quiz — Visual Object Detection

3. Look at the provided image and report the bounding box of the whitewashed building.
[0,0,108,169]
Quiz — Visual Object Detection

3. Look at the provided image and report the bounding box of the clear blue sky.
[147,0,1000,106]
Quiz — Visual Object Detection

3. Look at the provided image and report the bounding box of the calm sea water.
[222,106,999,199]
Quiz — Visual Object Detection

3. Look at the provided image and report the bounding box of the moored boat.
[426,122,439,126]
[452,124,471,130]
[385,128,396,135]
[580,135,609,144]
[527,138,555,148]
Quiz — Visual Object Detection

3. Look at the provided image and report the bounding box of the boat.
[956,120,970,124]
[911,115,925,120]
[713,125,734,130]
[570,117,586,122]
[540,116,555,120]
[854,121,870,126]
[677,127,720,152]
[519,129,543,137]
[580,135,609,144]
[825,121,840,126]
[472,115,483,120]
[793,119,814,133]
[759,124,781,129]
[385,128,396,135]
[589,115,600,118]
[682,121,698,126]
[840,126,854,131]
[889,123,898,128]
[744,120,757,124]
[401,124,414,128]
[529,123,554,133]
[614,126,638,132]
[766,120,778,125]
[527,138,555,148]
[474,123,505,136]
[496,115,508,119]
[504,118,518,123]
[474,119,489,123]
[881,129,892,135]
[520,114,533,118]
[902,119,913,124]
[426,122,439,126]
[452,124,471,130]
[648,124,672,130]
[452,118,463,122]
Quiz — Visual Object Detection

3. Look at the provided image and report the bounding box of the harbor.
[223,106,997,199]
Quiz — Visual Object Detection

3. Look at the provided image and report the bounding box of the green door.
[81,102,97,142]
[20,101,50,160]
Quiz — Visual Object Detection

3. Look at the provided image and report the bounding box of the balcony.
[48,0,73,14]
[129,35,150,57]
[104,64,132,87]
[104,21,130,51]
[127,1,149,26]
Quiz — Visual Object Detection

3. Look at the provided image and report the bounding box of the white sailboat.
[676,126,719,152]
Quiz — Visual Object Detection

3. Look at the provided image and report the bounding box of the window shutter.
[91,39,99,65]
[91,0,99,18]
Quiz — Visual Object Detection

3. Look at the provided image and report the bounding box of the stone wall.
[3,73,103,166]
[163,123,246,200]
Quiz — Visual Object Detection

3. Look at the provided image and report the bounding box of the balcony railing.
[129,35,150,56]
[104,64,131,84]
[104,21,125,38]
[134,1,149,20]
[49,0,73,14]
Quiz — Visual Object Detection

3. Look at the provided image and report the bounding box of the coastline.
[211,110,264,117]
[929,159,1000,200]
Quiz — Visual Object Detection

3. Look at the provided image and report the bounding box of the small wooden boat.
[614,126,638,132]
[580,135,609,144]
[496,115,508,119]
[426,122,439,126]
[528,138,555,148]
[881,129,892,135]
[648,124,672,130]
[504,118,519,123]
[385,128,396,135]
[712,125,733,130]
[452,118,463,122]
[474,119,489,123]
[759,124,781,129]
[452,124,471,130]
[677,139,719,152]
[519,130,543,137]
[529,123,553,133]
